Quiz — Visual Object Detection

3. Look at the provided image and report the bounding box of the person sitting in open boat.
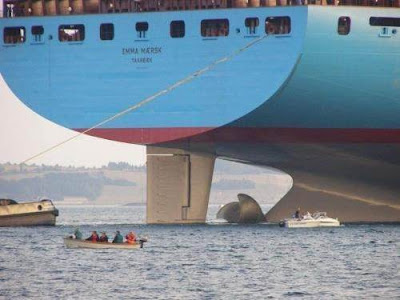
[112,231,124,243]
[74,228,83,240]
[125,231,137,244]
[99,232,109,243]
[86,231,99,242]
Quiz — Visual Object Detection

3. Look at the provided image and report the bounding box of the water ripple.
[0,206,399,299]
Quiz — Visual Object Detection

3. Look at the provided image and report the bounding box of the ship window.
[370,17,400,27]
[5,3,12,17]
[136,22,148,38]
[245,18,259,35]
[100,23,114,40]
[3,27,26,44]
[170,21,185,38]
[338,17,351,35]
[265,17,291,35]
[201,19,229,37]
[31,26,44,42]
[59,25,85,42]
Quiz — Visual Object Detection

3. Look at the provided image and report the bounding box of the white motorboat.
[64,237,147,249]
[0,199,59,227]
[279,212,340,228]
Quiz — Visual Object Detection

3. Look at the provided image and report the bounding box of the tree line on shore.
[0,171,135,201]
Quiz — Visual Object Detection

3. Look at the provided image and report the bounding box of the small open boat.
[279,212,340,228]
[64,237,147,249]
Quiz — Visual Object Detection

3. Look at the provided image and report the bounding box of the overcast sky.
[0,75,145,167]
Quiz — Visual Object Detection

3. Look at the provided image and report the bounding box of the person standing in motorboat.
[112,231,124,243]
[294,207,301,219]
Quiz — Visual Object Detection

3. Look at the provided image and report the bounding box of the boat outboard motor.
[139,237,148,248]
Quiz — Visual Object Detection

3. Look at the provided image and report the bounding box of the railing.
[2,0,400,18]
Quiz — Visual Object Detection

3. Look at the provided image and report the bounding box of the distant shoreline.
[123,202,146,206]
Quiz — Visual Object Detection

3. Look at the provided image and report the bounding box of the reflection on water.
[0,205,399,299]
[56,204,273,226]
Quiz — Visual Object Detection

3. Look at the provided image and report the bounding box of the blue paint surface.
[1,6,400,130]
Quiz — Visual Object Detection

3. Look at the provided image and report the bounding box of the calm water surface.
[0,205,399,299]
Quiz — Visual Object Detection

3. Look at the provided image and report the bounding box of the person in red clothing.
[86,231,99,242]
[125,231,136,244]
[99,232,109,243]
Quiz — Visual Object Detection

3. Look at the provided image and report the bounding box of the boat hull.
[0,211,57,227]
[282,219,340,228]
[1,7,400,222]
[63,238,143,249]
[0,200,58,227]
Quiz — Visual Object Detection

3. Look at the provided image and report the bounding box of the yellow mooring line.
[22,35,267,165]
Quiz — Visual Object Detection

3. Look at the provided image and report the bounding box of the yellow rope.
[22,35,266,165]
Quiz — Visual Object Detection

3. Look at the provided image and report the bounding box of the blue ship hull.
[1,6,400,221]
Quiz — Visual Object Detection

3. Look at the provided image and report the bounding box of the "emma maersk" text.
[122,47,162,55]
